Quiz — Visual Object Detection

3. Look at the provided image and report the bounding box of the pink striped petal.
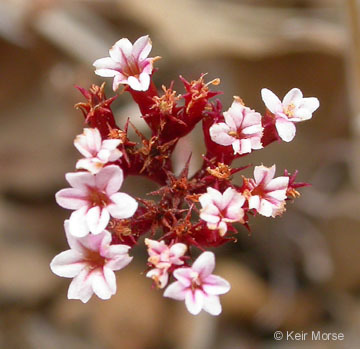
[192,252,215,278]
[185,289,204,315]
[86,206,110,235]
[163,281,187,300]
[55,188,88,210]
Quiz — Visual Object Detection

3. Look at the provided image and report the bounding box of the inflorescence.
[50,35,319,316]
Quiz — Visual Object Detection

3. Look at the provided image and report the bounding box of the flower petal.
[209,123,234,146]
[253,165,276,186]
[275,118,296,142]
[185,289,204,315]
[91,269,114,300]
[192,252,215,278]
[50,250,85,278]
[132,35,152,61]
[96,165,123,193]
[261,88,282,114]
[69,207,89,237]
[86,206,110,235]
[202,294,222,316]
[300,97,319,114]
[258,198,274,217]
[163,281,187,300]
[107,192,138,219]
[67,269,93,303]
[55,188,88,210]
[110,38,132,63]
[203,275,231,295]
[93,57,119,71]
[65,171,95,189]
[283,88,303,107]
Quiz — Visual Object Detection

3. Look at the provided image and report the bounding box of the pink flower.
[164,251,230,316]
[246,165,289,217]
[145,238,187,288]
[93,35,156,92]
[55,165,138,237]
[50,220,132,303]
[74,128,122,174]
[261,88,319,142]
[199,187,245,236]
[209,98,263,155]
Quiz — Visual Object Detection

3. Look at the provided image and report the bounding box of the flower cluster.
[51,35,319,315]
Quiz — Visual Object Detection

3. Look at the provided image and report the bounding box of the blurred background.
[0,0,359,348]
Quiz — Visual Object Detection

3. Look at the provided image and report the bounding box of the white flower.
[164,252,230,316]
[199,187,245,236]
[74,128,122,174]
[93,35,156,91]
[55,165,138,237]
[247,165,289,217]
[261,88,319,142]
[50,221,132,303]
[210,98,263,154]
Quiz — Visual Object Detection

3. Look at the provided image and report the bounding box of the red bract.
[52,35,319,315]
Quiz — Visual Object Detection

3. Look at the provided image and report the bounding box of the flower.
[261,88,319,142]
[246,165,289,217]
[199,187,245,236]
[163,251,230,316]
[55,165,138,237]
[145,238,187,288]
[50,220,133,303]
[74,128,122,174]
[209,98,263,155]
[93,35,156,92]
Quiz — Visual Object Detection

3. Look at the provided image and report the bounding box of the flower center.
[84,249,106,269]
[87,188,110,208]
[228,130,239,138]
[124,59,140,78]
[251,185,265,198]
[284,103,296,118]
[190,273,202,291]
